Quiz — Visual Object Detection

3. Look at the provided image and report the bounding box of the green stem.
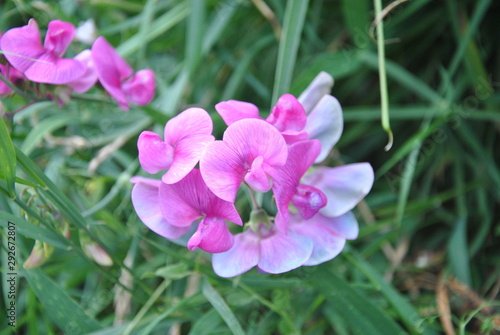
[373,0,393,151]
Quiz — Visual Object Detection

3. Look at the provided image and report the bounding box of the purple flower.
[0,19,86,85]
[91,36,155,110]
[137,107,215,184]
[200,118,288,203]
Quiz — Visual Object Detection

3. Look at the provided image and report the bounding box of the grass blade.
[0,117,16,198]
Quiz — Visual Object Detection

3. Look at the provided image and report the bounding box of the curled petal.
[291,184,327,220]
[258,230,313,274]
[215,100,262,126]
[44,20,75,56]
[164,107,213,145]
[244,156,271,193]
[24,52,86,84]
[212,230,260,277]
[130,176,191,239]
[137,131,174,174]
[122,69,156,106]
[69,49,98,93]
[266,94,306,132]
[187,217,234,253]
[298,71,334,113]
[304,163,374,217]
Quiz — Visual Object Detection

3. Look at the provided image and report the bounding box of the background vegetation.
[1,0,499,334]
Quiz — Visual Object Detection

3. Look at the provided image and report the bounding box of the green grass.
[1,0,499,334]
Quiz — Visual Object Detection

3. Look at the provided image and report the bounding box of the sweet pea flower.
[138,107,215,184]
[158,168,242,253]
[0,63,24,95]
[91,36,155,110]
[0,19,86,84]
[200,118,288,203]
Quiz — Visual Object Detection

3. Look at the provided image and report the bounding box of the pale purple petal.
[215,100,262,126]
[304,95,343,163]
[43,20,75,57]
[212,230,260,277]
[68,49,98,93]
[159,169,242,227]
[258,230,313,274]
[303,163,374,217]
[200,141,246,203]
[24,51,86,84]
[0,19,45,73]
[266,94,306,132]
[164,107,213,145]
[273,140,321,231]
[130,176,191,239]
[122,69,156,106]
[187,217,234,253]
[298,71,334,113]
[137,131,174,174]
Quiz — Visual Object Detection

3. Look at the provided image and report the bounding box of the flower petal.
[266,94,306,132]
[24,51,86,84]
[130,176,191,239]
[289,212,356,266]
[137,131,174,174]
[68,49,98,93]
[122,69,156,106]
[244,156,271,193]
[298,71,334,113]
[0,19,45,73]
[291,184,327,220]
[304,163,374,217]
[273,140,321,231]
[258,230,313,274]
[164,107,213,145]
[187,217,234,253]
[304,95,343,163]
[215,100,262,126]
[212,230,260,277]
[43,20,75,57]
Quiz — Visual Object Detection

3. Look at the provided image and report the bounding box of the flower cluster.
[131,72,374,277]
[0,19,155,110]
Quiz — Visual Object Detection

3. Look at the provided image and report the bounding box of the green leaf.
[22,267,102,333]
[313,268,406,335]
[0,116,16,198]
[272,0,310,105]
[202,279,245,335]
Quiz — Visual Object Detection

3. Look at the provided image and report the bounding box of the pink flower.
[137,107,215,184]
[212,220,313,277]
[200,118,288,203]
[91,36,155,110]
[68,49,98,93]
[0,19,86,84]
[0,63,24,95]
[158,169,242,253]
[215,72,343,163]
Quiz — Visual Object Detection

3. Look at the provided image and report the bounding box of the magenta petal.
[258,230,313,274]
[244,156,271,193]
[304,163,374,217]
[162,134,214,184]
[304,95,343,163]
[24,51,86,84]
[164,107,213,145]
[290,214,346,265]
[44,20,75,56]
[215,100,262,126]
[281,130,309,145]
[266,94,306,132]
[298,71,334,113]
[69,49,98,93]
[0,19,45,73]
[91,36,133,109]
[212,230,260,277]
[122,69,156,106]
[273,140,321,231]
[187,217,234,253]
[291,184,327,220]
[159,169,242,227]
[200,141,246,203]
[130,177,191,239]
[137,131,174,174]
